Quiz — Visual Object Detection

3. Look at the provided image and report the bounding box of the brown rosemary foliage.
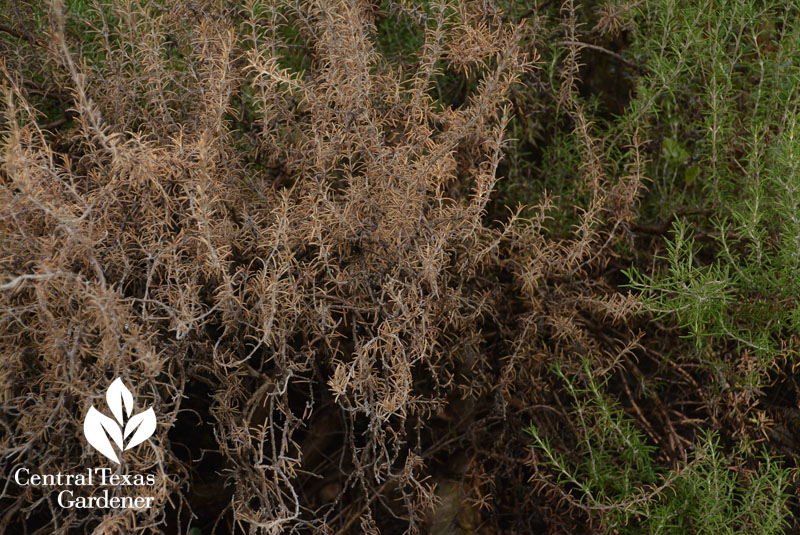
[0,1,649,534]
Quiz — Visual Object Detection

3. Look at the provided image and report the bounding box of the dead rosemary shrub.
[1,1,645,533]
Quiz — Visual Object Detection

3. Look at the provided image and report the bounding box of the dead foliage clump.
[0,1,649,533]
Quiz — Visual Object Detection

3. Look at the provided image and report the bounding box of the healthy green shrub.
[516,0,799,532]
[527,357,792,535]
[624,0,800,389]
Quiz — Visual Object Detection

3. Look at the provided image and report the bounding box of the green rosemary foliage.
[528,358,792,535]
[626,0,800,385]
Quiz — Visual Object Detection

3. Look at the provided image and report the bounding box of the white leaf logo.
[83,378,156,464]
